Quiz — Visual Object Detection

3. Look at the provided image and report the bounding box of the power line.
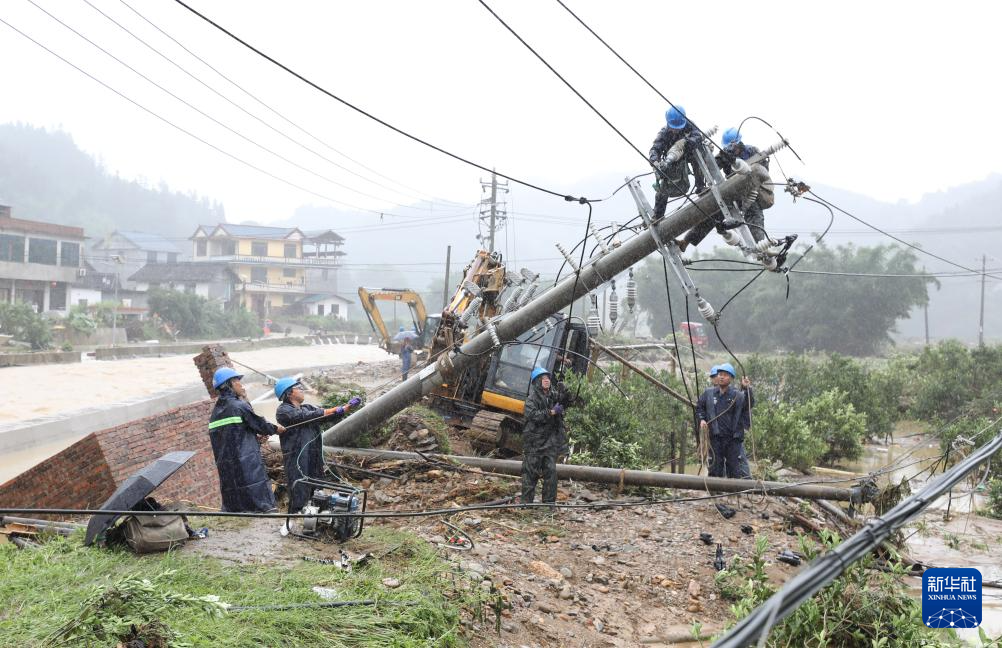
[713,417,1002,647]
[808,190,1002,281]
[170,0,591,203]
[0,16,395,213]
[25,0,461,219]
[551,0,722,153]
[113,0,468,209]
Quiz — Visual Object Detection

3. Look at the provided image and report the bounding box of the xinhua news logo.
[922,567,982,629]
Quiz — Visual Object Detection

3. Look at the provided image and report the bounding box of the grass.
[0,526,481,647]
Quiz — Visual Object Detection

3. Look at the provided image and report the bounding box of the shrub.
[985,480,1002,520]
[799,389,868,465]
[0,302,52,350]
[748,401,826,472]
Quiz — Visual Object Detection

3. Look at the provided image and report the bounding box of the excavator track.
[468,410,522,455]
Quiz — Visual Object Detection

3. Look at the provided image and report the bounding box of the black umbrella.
[84,451,195,546]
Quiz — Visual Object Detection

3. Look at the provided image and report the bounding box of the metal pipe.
[323,172,752,447]
[1,516,84,529]
[324,447,864,502]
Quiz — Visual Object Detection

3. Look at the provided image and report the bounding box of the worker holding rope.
[521,367,572,508]
[696,363,753,479]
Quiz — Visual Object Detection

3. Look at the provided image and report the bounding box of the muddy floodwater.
[844,422,1002,643]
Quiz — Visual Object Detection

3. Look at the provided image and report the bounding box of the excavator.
[357,287,440,355]
[378,249,591,454]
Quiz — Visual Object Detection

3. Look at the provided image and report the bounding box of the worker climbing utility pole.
[323,163,756,448]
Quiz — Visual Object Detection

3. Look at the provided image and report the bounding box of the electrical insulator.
[608,280,619,325]
[501,285,524,314]
[626,268,637,313]
[697,296,717,323]
[518,282,539,307]
[460,297,482,326]
[587,293,600,336]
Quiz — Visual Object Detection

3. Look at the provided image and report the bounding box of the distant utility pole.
[478,170,508,253]
[442,245,451,310]
[979,254,986,347]
[923,266,929,346]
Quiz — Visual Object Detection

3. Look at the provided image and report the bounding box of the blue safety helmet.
[530,366,550,383]
[212,366,243,389]
[722,127,742,148]
[399,325,405,332]
[708,365,719,377]
[274,376,300,401]
[717,362,736,378]
[665,105,687,130]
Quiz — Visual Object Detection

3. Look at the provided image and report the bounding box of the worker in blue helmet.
[274,377,361,521]
[521,366,572,507]
[648,104,706,220]
[695,362,754,479]
[675,127,772,251]
[208,366,286,512]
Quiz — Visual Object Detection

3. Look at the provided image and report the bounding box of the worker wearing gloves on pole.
[208,367,286,512]
[649,105,706,221]
[274,377,361,516]
[695,363,753,479]
[521,367,570,507]
[675,127,771,251]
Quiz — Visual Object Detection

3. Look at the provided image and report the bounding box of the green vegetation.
[714,531,971,647]
[563,367,691,470]
[147,288,259,339]
[636,243,934,356]
[0,301,52,349]
[0,527,480,647]
[986,480,1002,520]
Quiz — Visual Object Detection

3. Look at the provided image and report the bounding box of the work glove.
[552,403,564,416]
[348,397,362,408]
[335,406,345,415]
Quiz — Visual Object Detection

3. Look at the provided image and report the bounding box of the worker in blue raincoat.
[208,367,285,512]
[695,363,753,479]
[274,377,360,513]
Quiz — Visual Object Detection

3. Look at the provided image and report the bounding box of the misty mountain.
[0,123,223,240]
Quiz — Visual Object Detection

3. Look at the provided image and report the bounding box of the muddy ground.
[183,426,822,648]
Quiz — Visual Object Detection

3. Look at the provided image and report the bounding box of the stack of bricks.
[0,400,221,510]
[193,344,233,398]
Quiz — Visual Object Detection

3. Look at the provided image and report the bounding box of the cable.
[170,0,589,203]
[712,418,1002,647]
[0,17,416,217]
[808,190,1002,281]
[566,202,594,325]
[552,0,722,153]
[79,0,460,212]
[115,0,464,208]
[26,0,448,218]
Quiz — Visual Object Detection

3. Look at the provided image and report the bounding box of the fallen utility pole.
[590,339,694,407]
[325,447,869,503]
[712,421,1002,647]
[324,170,754,447]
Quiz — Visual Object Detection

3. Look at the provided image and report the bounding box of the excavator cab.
[460,315,589,454]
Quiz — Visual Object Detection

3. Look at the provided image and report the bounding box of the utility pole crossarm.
[323,172,752,447]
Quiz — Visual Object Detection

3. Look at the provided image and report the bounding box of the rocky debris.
[381,577,401,589]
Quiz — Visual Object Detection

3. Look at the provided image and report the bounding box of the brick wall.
[0,399,222,510]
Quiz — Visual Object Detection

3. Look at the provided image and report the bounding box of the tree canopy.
[634,243,935,355]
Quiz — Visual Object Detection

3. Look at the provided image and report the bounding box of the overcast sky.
[2,0,1001,228]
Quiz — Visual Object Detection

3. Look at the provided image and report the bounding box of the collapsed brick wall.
[0,399,222,510]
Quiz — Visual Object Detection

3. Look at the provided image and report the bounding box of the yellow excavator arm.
[357,287,429,354]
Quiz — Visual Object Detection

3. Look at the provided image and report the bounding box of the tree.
[635,243,935,355]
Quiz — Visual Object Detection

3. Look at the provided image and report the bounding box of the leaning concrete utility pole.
[323,170,753,447]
